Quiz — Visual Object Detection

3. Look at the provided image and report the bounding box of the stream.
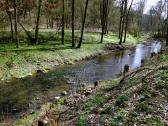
[0,40,162,122]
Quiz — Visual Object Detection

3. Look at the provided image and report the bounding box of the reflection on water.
[0,41,162,122]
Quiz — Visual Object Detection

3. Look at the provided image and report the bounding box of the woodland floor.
[15,46,168,125]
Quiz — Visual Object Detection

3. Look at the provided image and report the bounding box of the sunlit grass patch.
[77,114,88,126]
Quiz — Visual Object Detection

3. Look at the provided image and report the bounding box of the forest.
[0,0,168,125]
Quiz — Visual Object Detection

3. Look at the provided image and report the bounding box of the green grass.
[115,95,129,107]
[0,31,141,80]
[140,117,165,126]
[135,103,154,114]
[77,114,88,126]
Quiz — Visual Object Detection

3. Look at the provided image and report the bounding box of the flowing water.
[0,40,162,122]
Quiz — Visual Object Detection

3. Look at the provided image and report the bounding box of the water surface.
[0,40,162,122]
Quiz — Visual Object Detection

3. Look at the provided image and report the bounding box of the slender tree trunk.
[100,23,105,43]
[123,15,128,43]
[119,0,124,39]
[158,17,161,37]
[104,0,109,34]
[72,0,75,47]
[46,17,49,29]
[100,0,105,43]
[123,0,133,43]
[150,13,154,35]
[35,0,42,45]
[50,16,54,29]
[166,1,168,46]
[6,11,14,41]
[77,0,89,48]
[23,7,27,20]
[5,0,13,41]
[9,14,14,41]
[18,21,34,42]
[13,0,19,48]
[119,0,127,45]
[62,0,65,45]
[100,0,109,43]
[166,23,168,46]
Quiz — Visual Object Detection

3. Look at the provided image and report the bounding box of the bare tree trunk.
[100,0,105,43]
[119,0,127,45]
[13,0,19,48]
[77,0,89,48]
[119,1,124,39]
[35,0,42,45]
[123,0,133,43]
[23,7,27,20]
[62,0,65,45]
[158,17,161,37]
[50,16,54,29]
[6,11,14,41]
[46,17,49,29]
[7,12,14,41]
[5,0,13,41]
[150,13,154,35]
[166,23,168,46]
[166,1,168,46]
[72,0,75,47]
[100,0,109,43]
[104,0,109,34]
[18,21,34,43]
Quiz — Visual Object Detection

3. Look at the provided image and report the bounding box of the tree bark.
[13,0,19,48]
[100,0,109,43]
[150,12,154,35]
[104,0,109,34]
[166,1,168,46]
[119,1,124,39]
[119,0,127,45]
[166,22,168,46]
[18,21,34,43]
[35,0,42,45]
[77,0,89,48]
[6,11,14,41]
[72,0,75,47]
[100,0,105,43]
[5,0,13,41]
[123,0,133,43]
[62,0,65,45]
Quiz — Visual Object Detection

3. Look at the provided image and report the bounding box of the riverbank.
[15,45,168,126]
[0,32,142,81]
